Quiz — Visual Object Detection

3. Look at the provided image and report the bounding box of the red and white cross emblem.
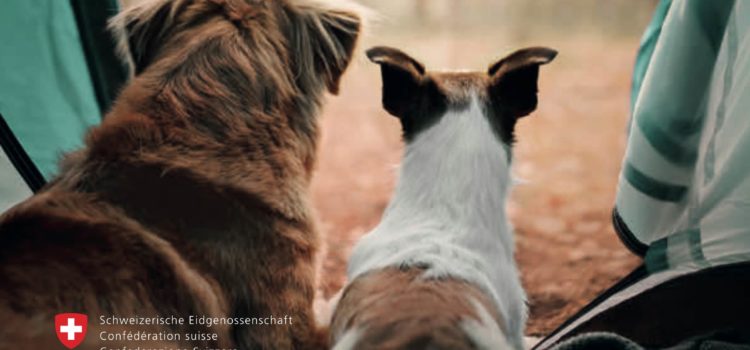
[55,313,88,349]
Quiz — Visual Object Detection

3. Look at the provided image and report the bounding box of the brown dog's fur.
[0,0,360,349]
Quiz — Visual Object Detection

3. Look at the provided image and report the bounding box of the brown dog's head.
[105,0,362,176]
[111,0,361,95]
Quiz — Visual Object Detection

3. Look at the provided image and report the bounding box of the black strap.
[612,207,649,257]
[533,265,648,350]
[0,114,46,192]
[69,0,129,116]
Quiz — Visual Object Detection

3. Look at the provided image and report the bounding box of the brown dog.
[0,0,361,349]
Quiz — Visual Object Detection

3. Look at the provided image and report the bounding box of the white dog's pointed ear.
[366,46,427,118]
[488,47,557,118]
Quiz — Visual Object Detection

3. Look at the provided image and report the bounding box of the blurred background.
[312,0,656,336]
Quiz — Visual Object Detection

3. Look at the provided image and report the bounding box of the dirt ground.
[311,0,652,337]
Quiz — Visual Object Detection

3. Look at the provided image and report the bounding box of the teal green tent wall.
[0,0,126,180]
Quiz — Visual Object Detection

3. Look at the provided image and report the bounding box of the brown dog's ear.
[488,47,557,118]
[366,46,427,118]
[288,4,362,95]
[319,10,361,94]
[109,0,178,76]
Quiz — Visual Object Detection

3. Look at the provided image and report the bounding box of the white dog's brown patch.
[331,267,504,349]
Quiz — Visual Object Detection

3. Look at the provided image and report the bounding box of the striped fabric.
[616,0,750,273]
[536,3,750,347]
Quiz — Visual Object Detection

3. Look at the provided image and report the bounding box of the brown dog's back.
[0,0,362,348]
[0,190,231,348]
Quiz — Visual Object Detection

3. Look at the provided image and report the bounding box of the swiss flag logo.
[55,313,88,349]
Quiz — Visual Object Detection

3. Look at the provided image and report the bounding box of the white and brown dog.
[0,0,361,349]
[329,46,556,350]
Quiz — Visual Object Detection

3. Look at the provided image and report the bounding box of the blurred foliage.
[362,0,655,39]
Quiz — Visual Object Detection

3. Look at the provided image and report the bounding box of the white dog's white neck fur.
[347,95,526,348]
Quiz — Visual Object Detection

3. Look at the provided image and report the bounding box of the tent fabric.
[0,114,45,193]
[0,0,113,179]
[0,0,124,213]
[536,262,750,349]
[70,0,129,112]
[616,0,674,257]
[0,152,31,214]
[629,0,672,115]
[535,265,694,349]
[615,0,750,274]
[548,332,643,350]
[0,115,34,213]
